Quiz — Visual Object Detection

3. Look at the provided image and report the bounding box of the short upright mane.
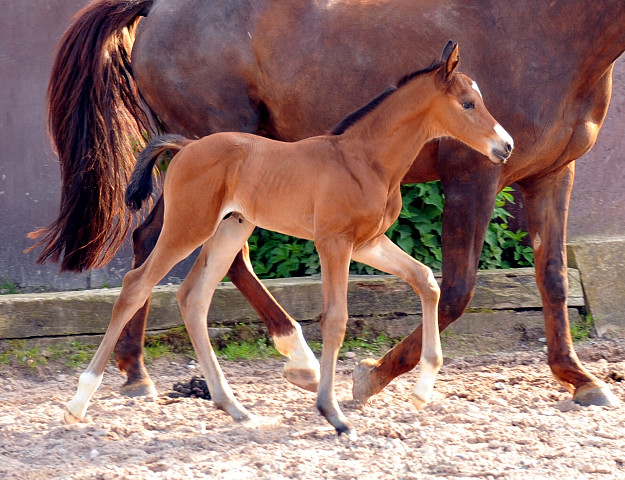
[330,60,443,136]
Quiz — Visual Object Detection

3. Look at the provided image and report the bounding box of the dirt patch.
[1,339,624,479]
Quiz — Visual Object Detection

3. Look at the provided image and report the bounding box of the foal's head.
[430,42,514,164]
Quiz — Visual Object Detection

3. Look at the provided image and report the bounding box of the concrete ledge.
[0,268,584,346]
[568,236,625,336]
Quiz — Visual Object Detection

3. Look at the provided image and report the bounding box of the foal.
[64,42,513,437]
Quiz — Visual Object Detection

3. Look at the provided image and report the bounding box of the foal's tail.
[125,134,191,212]
[27,0,157,272]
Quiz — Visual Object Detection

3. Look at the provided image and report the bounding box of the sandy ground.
[1,339,624,480]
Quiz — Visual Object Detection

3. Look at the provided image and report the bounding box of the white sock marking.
[66,371,103,421]
[273,322,319,372]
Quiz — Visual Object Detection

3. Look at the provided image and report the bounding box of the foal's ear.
[441,41,459,80]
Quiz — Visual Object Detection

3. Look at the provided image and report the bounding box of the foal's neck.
[339,75,440,184]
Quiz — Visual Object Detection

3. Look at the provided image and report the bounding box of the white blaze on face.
[471,81,483,99]
[494,123,514,150]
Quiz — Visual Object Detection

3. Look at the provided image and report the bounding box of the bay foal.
[64,43,513,437]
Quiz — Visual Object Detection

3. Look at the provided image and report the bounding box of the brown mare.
[34,0,623,407]
[63,44,514,436]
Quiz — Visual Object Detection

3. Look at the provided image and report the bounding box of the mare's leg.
[315,238,355,438]
[114,195,164,397]
[519,164,619,406]
[353,161,500,402]
[352,236,442,408]
[65,226,203,423]
[177,216,256,422]
[227,243,319,391]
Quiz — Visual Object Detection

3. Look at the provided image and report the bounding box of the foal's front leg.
[351,236,442,409]
[315,238,356,438]
[176,216,256,422]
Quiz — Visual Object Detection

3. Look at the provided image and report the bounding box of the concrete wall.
[0,3,624,291]
[568,57,625,239]
[0,0,95,290]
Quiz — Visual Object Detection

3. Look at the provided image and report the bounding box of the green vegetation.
[247,182,533,278]
[0,327,399,372]
[0,279,19,295]
[217,337,280,361]
[570,314,595,342]
[0,311,595,373]
[0,339,97,371]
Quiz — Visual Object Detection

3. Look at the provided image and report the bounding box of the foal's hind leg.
[228,243,319,392]
[351,236,442,408]
[115,194,318,395]
[65,236,201,423]
[176,216,256,422]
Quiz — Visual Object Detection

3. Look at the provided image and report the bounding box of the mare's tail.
[125,134,190,211]
[27,0,156,272]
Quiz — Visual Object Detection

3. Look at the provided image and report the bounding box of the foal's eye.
[462,101,475,110]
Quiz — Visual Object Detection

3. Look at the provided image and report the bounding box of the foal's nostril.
[505,142,513,154]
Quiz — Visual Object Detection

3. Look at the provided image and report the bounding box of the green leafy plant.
[0,279,19,295]
[570,314,595,342]
[479,187,534,269]
[247,182,533,278]
[216,337,280,361]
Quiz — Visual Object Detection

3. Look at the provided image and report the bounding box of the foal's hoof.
[63,407,82,425]
[574,383,620,407]
[336,424,358,442]
[410,392,428,411]
[284,368,319,393]
[352,358,377,403]
[120,379,158,398]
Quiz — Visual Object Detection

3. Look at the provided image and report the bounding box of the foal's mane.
[330,60,443,136]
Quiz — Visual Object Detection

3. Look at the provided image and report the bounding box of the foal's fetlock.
[213,396,253,423]
[274,325,320,392]
[64,371,103,424]
[316,402,357,440]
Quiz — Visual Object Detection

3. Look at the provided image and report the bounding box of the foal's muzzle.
[493,142,513,163]
[491,124,514,164]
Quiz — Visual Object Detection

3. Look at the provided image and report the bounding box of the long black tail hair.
[27,0,157,272]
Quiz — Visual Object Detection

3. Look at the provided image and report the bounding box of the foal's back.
[163,131,392,243]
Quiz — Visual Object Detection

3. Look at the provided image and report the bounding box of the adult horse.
[32,0,623,406]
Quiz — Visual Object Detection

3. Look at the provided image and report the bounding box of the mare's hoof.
[120,380,158,398]
[352,358,377,403]
[63,407,82,425]
[574,384,620,407]
[284,368,319,392]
